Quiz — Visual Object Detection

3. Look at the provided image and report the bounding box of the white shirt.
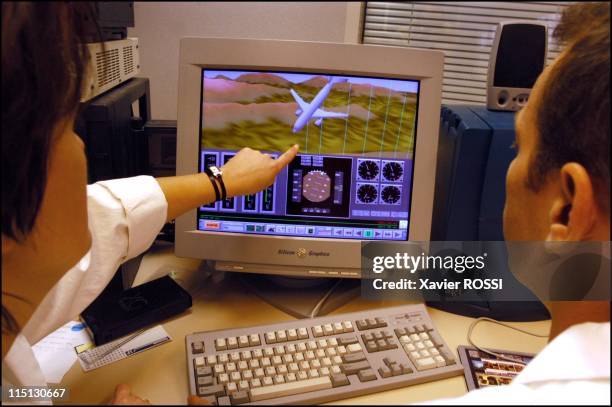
[2,176,168,391]
[426,322,610,405]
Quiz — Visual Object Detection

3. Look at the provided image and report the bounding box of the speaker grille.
[95,49,120,88]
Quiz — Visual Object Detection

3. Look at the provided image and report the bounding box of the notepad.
[77,325,171,372]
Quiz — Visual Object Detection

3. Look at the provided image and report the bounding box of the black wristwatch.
[205,165,227,202]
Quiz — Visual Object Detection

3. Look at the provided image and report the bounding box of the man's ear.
[547,163,597,241]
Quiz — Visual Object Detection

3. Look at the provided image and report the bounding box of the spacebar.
[249,377,332,402]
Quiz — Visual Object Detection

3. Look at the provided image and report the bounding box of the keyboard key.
[317,339,328,348]
[249,359,260,369]
[289,362,299,372]
[254,368,265,378]
[355,320,368,331]
[242,370,253,380]
[196,366,213,377]
[338,337,358,346]
[240,350,251,360]
[239,380,250,390]
[226,382,237,394]
[192,342,204,354]
[323,324,334,335]
[194,356,205,367]
[215,338,227,351]
[274,346,285,355]
[378,366,392,378]
[219,354,229,363]
[230,352,240,362]
[307,341,317,350]
[263,347,274,357]
[249,334,261,346]
[341,360,370,375]
[333,322,344,334]
[297,327,309,339]
[265,332,276,344]
[231,372,241,382]
[320,367,330,376]
[198,376,214,386]
[419,332,429,341]
[328,338,338,347]
[227,337,238,349]
[365,341,378,353]
[312,326,324,337]
[252,349,263,358]
[347,343,362,353]
[218,373,229,384]
[342,321,354,332]
[238,361,248,371]
[399,363,413,375]
[274,375,285,384]
[358,368,377,382]
[375,317,387,327]
[331,373,350,387]
[226,362,237,372]
[249,376,332,402]
[287,329,298,341]
[342,351,366,363]
[262,377,274,386]
[434,355,446,368]
[251,378,261,388]
[331,366,341,375]
[391,364,402,376]
[439,349,456,364]
[230,390,250,404]
[415,357,436,371]
[309,369,320,378]
[214,364,225,374]
[286,344,297,354]
[198,384,226,397]
[276,330,287,342]
[238,336,249,348]
[316,349,326,359]
[297,342,307,352]
[287,373,297,382]
[206,355,218,366]
[282,354,294,364]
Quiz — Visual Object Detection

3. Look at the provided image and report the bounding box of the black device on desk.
[430,105,550,321]
[81,275,192,346]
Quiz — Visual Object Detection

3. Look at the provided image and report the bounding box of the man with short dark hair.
[427,2,610,404]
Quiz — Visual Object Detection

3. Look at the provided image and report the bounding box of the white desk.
[58,246,551,405]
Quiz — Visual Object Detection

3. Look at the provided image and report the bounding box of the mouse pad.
[457,345,535,390]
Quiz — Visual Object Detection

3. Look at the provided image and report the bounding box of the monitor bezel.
[176,38,443,270]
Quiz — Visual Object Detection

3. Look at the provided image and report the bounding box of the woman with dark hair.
[1,2,297,404]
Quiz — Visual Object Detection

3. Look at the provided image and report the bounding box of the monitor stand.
[237,273,361,319]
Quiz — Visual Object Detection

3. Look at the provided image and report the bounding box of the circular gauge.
[381,185,401,204]
[382,162,403,182]
[357,184,378,204]
[358,160,379,180]
[302,170,331,202]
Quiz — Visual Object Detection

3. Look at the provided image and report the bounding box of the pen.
[125,336,171,356]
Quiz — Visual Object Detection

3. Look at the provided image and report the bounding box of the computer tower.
[429,105,550,321]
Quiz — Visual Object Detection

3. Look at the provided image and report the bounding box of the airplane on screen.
[290,77,349,133]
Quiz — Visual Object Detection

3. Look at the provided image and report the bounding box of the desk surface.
[59,248,551,405]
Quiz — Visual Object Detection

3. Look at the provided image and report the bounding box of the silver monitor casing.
[175,38,443,275]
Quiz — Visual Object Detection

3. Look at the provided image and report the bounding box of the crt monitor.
[175,38,443,277]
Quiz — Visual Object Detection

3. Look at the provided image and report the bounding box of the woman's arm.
[156,145,299,222]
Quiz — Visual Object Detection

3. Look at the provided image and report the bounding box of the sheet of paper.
[77,325,171,372]
[31,321,93,383]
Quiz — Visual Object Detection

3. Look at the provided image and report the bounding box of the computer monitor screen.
[197,69,420,241]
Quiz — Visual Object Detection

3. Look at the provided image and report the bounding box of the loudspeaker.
[487,21,548,111]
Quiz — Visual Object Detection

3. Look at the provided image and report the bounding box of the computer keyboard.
[186,304,462,405]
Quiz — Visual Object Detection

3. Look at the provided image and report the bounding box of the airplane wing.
[312,108,349,119]
[290,89,309,111]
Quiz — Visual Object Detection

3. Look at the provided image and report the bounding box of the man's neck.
[548,301,610,340]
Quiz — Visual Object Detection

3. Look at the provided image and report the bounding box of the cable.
[467,317,549,365]
[309,279,344,318]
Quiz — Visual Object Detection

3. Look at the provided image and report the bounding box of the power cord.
[467,317,549,365]
[309,279,344,318]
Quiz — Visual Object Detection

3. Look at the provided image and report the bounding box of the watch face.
[209,166,222,177]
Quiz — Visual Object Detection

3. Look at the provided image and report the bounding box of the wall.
[128,2,352,120]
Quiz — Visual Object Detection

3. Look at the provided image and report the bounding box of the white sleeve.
[19,176,167,347]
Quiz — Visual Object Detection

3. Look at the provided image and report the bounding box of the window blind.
[362,1,574,104]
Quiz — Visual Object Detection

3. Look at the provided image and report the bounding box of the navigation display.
[198,70,420,240]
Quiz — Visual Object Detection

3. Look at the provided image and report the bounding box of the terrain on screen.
[201,71,418,159]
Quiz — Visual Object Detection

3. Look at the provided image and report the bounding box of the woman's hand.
[110,384,151,405]
[221,144,299,197]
